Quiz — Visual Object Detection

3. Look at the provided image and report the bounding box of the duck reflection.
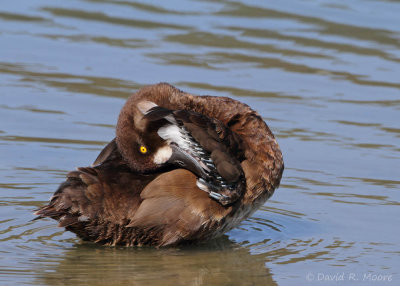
[35,236,277,286]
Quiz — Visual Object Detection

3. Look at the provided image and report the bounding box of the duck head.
[116,100,209,178]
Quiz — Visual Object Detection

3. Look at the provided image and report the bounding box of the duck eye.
[139,145,147,154]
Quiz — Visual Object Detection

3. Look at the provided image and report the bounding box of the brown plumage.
[35,83,284,247]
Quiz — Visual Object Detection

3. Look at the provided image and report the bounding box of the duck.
[35,83,284,247]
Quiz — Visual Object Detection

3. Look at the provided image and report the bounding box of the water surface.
[1,0,399,285]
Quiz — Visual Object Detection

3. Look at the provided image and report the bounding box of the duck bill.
[167,144,209,179]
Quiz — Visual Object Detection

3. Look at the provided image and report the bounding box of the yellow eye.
[139,145,147,154]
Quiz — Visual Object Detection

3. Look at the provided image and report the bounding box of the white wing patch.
[157,124,190,150]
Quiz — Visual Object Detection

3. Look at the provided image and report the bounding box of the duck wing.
[34,140,230,246]
[91,138,118,167]
[127,169,231,246]
[145,106,246,205]
[173,109,245,181]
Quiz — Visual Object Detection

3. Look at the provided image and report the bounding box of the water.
[1,0,399,285]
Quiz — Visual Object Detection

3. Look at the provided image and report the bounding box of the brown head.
[116,100,170,172]
[116,97,214,181]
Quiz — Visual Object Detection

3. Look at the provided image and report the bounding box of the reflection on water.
[35,241,277,286]
[1,0,399,285]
